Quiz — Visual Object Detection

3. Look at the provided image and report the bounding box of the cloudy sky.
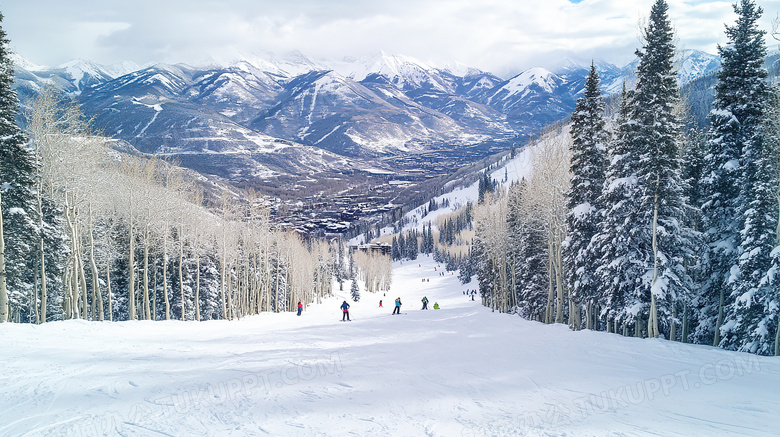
[3,0,780,77]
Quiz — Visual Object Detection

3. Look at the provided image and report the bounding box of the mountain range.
[12,50,722,200]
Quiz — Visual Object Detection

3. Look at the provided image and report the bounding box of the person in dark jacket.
[341,300,350,321]
[421,296,429,310]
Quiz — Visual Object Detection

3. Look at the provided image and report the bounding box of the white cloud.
[4,0,780,77]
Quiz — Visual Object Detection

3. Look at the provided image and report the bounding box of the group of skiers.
[421,296,440,310]
[332,295,439,320]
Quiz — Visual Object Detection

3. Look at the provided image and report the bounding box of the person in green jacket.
[433,302,440,309]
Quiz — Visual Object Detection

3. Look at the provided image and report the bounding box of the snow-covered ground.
[2,255,779,436]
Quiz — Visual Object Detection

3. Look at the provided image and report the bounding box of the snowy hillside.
[402,141,536,232]
[2,256,778,436]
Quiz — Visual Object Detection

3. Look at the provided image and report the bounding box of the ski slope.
[1,256,779,436]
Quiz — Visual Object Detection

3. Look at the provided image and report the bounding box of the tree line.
[465,0,780,356]
[0,17,340,323]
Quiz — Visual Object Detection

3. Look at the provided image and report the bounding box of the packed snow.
[1,255,778,437]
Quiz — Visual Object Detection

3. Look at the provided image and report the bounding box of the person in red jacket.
[297,301,303,316]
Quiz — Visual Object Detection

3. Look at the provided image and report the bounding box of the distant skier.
[421,296,429,310]
[341,300,351,321]
[433,302,440,310]
[379,300,383,308]
[297,301,303,316]
[392,297,402,315]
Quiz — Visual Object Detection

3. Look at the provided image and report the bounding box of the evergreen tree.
[458,247,474,284]
[426,222,434,254]
[405,229,418,260]
[391,235,401,261]
[679,124,708,342]
[590,84,642,334]
[351,279,360,302]
[563,63,609,330]
[593,1,695,338]
[515,213,549,321]
[0,13,39,322]
[698,0,776,355]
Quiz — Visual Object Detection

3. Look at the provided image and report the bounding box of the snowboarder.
[341,300,351,321]
[297,301,303,316]
[392,297,402,315]
[433,302,440,310]
[421,296,429,310]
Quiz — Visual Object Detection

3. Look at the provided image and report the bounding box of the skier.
[392,297,402,315]
[421,296,429,310]
[341,300,351,321]
[297,301,303,316]
[379,300,383,308]
[433,302,440,310]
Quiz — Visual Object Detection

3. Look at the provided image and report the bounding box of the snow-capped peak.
[442,61,485,77]
[677,49,720,84]
[503,67,560,96]
[331,51,450,92]
[57,59,113,84]
[10,53,44,71]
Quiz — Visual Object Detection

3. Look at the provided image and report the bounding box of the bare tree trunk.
[88,204,103,321]
[78,227,89,320]
[545,240,554,324]
[179,222,185,320]
[554,237,565,324]
[36,187,47,323]
[585,300,592,330]
[775,315,780,356]
[143,228,151,320]
[195,252,201,321]
[0,190,8,323]
[163,230,170,321]
[106,252,113,322]
[128,209,136,321]
[714,287,725,346]
[648,193,660,339]
[62,268,71,318]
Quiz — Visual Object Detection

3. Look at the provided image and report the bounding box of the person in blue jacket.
[341,300,350,321]
[392,297,402,315]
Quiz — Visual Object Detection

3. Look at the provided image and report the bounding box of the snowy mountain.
[334,51,453,93]
[12,49,723,194]
[12,55,140,98]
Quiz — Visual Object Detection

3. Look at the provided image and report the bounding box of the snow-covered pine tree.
[405,229,418,260]
[426,222,434,254]
[707,0,779,355]
[678,124,707,342]
[391,235,401,261]
[563,63,609,330]
[350,279,360,302]
[593,1,695,338]
[458,247,474,284]
[0,13,40,323]
[697,0,777,355]
[590,84,642,335]
[631,0,696,339]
